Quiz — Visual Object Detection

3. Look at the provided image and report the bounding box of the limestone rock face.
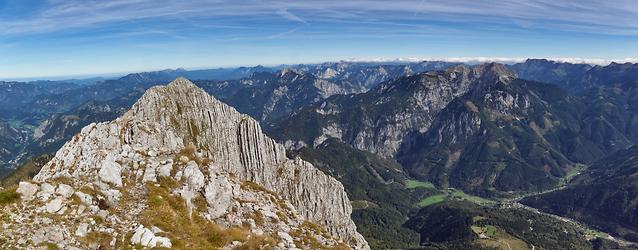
[30,77,368,249]
[272,63,516,159]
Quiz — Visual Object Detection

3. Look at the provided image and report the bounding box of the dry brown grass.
[0,188,20,206]
[275,211,289,224]
[78,185,103,199]
[179,144,197,158]
[41,242,60,250]
[247,210,265,227]
[290,227,323,249]
[79,231,112,249]
[177,144,212,167]
[240,181,277,196]
[235,234,278,250]
[289,221,350,250]
[140,179,253,249]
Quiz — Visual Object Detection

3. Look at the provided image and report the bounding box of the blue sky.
[0,0,637,79]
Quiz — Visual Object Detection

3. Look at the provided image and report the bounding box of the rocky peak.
[474,62,517,83]
[444,64,471,72]
[463,63,518,101]
[608,62,628,67]
[375,65,461,94]
[604,61,638,70]
[279,67,301,78]
[374,63,514,97]
[3,77,368,249]
[524,58,553,65]
[248,71,277,81]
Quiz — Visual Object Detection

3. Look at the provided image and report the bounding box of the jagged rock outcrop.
[3,77,367,249]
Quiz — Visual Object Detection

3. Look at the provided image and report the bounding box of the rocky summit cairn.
[1,77,368,249]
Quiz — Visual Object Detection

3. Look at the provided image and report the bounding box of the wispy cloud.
[1,0,636,36]
[1,0,637,78]
[277,9,307,24]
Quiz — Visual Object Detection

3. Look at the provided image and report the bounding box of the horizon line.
[2,56,637,82]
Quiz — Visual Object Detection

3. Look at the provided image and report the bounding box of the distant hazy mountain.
[119,66,280,83]
[223,69,348,123]
[509,59,593,88]
[510,59,638,93]
[0,81,79,120]
[398,72,580,195]
[582,62,638,88]
[200,63,456,124]
[295,61,461,92]
[0,122,30,171]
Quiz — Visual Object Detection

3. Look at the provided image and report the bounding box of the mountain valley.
[1,60,638,249]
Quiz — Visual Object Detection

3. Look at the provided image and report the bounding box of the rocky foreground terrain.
[0,78,368,249]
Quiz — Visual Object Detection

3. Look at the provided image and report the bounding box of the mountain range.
[1,59,638,249]
[0,78,368,249]
[0,61,459,173]
[273,62,638,196]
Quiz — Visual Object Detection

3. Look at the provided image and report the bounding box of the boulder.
[38,182,55,200]
[74,191,93,205]
[131,225,172,248]
[75,223,89,237]
[16,182,39,201]
[56,184,74,198]
[204,176,233,219]
[98,154,123,187]
[31,226,64,245]
[182,161,205,190]
[142,163,157,183]
[46,198,64,213]
[157,162,173,177]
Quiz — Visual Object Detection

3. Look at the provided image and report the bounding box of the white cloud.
[346,56,638,66]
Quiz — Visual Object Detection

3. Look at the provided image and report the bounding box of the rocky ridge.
[294,61,461,93]
[225,69,348,124]
[0,78,367,249]
[272,63,513,158]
